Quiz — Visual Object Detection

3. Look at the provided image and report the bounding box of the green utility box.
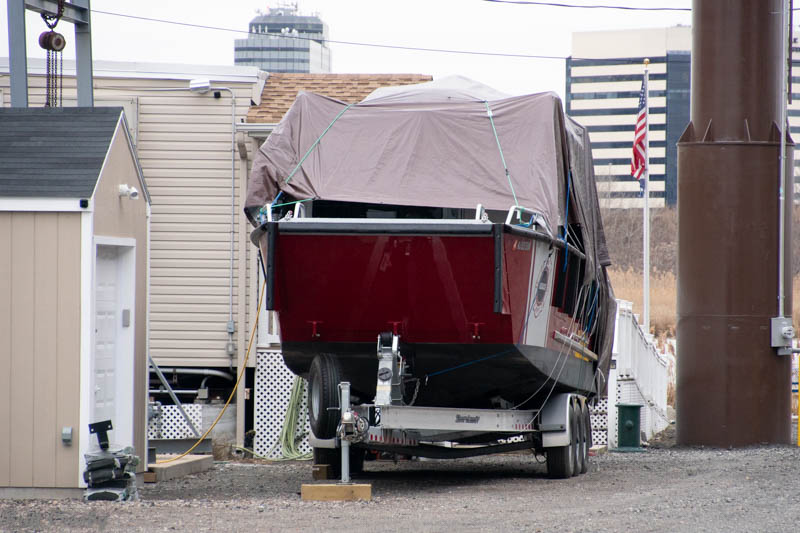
[616,403,643,449]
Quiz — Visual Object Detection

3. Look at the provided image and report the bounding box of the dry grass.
[609,268,800,335]
[602,206,800,335]
[607,268,677,336]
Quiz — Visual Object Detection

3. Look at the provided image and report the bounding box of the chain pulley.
[38,0,66,107]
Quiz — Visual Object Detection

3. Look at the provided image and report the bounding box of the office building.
[234,4,331,73]
[566,27,691,208]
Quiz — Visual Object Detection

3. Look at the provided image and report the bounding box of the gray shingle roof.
[0,106,123,198]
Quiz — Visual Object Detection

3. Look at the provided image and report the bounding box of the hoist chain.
[40,0,65,30]
[45,49,51,106]
[59,48,63,107]
[41,0,65,107]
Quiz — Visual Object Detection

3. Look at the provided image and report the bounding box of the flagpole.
[643,58,650,335]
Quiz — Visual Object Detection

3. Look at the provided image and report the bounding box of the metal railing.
[608,300,672,446]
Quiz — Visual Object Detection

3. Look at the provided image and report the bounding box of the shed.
[0,107,149,498]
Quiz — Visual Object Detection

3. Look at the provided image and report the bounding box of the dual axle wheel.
[546,397,591,479]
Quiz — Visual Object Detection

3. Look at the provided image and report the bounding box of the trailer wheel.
[570,401,582,476]
[308,354,342,439]
[580,403,591,474]
[546,404,576,479]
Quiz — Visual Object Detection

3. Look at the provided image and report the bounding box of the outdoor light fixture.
[189,78,211,94]
[119,184,140,199]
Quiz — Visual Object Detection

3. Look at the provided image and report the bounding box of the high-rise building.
[568,26,800,209]
[566,27,691,208]
[234,3,331,73]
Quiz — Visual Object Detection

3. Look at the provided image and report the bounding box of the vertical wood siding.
[0,212,81,488]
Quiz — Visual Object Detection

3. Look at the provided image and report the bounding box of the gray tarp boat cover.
[245,76,616,396]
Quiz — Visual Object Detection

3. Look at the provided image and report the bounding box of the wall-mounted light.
[119,184,140,200]
[189,78,211,94]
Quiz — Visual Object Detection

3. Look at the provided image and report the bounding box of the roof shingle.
[0,107,122,198]
[246,73,433,124]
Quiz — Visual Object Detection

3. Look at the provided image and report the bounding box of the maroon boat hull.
[254,220,598,409]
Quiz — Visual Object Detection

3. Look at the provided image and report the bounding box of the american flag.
[631,77,647,186]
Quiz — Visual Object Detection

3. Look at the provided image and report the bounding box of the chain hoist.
[39,0,66,107]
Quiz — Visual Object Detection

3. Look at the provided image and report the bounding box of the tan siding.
[10,213,35,486]
[152,205,234,215]
[0,215,11,486]
[55,213,81,487]
[150,330,229,341]
[153,249,234,259]
[1,70,258,370]
[94,123,151,473]
[0,212,82,488]
[140,114,235,125]
[150,284,231,294]
[150,233,230,242]
[33,215,58,487]
[103,80,253,369]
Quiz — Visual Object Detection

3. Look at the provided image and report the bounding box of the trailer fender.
[540,393,576,448]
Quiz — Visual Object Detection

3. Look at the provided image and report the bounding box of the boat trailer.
[310,334,592,482]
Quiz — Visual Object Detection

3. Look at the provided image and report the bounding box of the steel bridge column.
[676,0,793,446]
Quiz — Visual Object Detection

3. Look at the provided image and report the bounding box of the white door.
[94,246,118,427]
[92,244,135,448]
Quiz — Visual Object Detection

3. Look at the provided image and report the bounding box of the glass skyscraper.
[234,4,331,73]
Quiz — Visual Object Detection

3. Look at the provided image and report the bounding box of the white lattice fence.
[254,350,312,459]
[589,398,608,446]
[147,404,202,439]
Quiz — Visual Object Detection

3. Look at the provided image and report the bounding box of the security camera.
[119,184,140,200]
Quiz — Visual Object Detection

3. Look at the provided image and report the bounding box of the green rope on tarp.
[272,198,315,209]
[484,100,519,207]
[283,103,354,186]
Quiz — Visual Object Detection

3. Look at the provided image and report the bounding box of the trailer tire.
[570,402,582,476]
[580,402,590,474]
[308,354,342,439]
[546,404,576,479]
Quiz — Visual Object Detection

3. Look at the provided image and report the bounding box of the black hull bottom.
[281,341,596,410]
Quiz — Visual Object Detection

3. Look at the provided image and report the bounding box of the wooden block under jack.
[148,454,213,482]
[143,471,157,483]
[301,483,372,502]
[589,445,608,456]
[312,463,334,480]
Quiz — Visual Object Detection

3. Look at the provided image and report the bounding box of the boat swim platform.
[146,454,213,483]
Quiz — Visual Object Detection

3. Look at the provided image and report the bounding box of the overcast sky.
[1,0,691,99]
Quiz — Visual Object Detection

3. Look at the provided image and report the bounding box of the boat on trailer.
[245,77,616,478]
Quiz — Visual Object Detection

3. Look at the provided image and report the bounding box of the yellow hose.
[156,279,266,464]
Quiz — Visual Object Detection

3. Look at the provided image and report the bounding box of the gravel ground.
[2,429,800,533]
